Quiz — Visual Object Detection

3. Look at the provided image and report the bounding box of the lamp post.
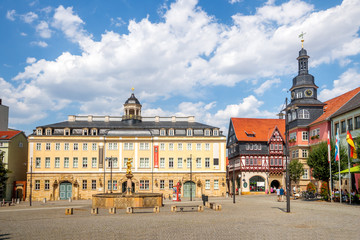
[233,159,235,204]
[105,156,113,193]
[283,97,293,213]
[190,154,193,201]
[30,157,33,207]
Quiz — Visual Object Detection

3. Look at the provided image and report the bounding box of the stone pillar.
[99,145,104,168]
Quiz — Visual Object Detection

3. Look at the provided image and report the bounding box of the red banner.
[154,146,159,168]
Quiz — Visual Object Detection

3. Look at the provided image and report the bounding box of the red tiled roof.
[231,118,285,142]
[0,131,22,140]
[310,87,360,126]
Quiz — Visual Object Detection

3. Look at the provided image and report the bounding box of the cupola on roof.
[125,93,140,105]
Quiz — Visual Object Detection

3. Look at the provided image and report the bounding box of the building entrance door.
[60,182,72,200]
[183,181,195,198]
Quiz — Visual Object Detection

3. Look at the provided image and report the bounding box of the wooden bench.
[126,206,160,214]
[171,205,203,212]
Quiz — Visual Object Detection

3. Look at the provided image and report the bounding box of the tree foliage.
[0,151,9,197]
[289,159,304,184]
[307,182,316,193]
[320,181,329,201]
[307,141,348,182]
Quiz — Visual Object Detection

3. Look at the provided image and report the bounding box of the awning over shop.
[339,165,360,174]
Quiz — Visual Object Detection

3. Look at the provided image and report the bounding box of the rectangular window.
[274,158,278,166]
[169,143,174,151]
[246,157,249,165]
[178,143,183,151]
[292,151,295,159]
[82,157,88,168]
[196,158,201,168]
[214,180,219,190]
[64,157,69,168]
[274,144,278,150]
[169,158,174,168]
[55,157,60,168]
[160,129,166,136]
[250,157,253,166]
[279,144,283,150]
[64,143,69,150]
[302,169,308,179]
[140,158,150,168]
[108,143,118,150]
[83,143,88,151]
[302,149,308,158]
[92,143,97,150]
[196,143,201,151]
[187,129,193,136]
[113,180,117,190]
[160,158,165,168]
[55,143,60,150]
[160,180,165,190]
[341,121,346,133]
[205,143,210,151]
[169,129,174,136]
[45,157,50,168]
[270,158,274,166]
[270,144,274,150]
[278,158,282,166]
[73,143,78,151]
[355,116,360,129]
[140,180,149,190]
[348,118,353,131]
[295,150,299,158]
[92,157,97,168]
[187,158,192,168]
[73,157,78,168]
[177,158,183,168]
[82,180,87,190]
[45,180,50,190]
[205,158,210,168]
[204,130,210,136]
[92,129,97,136]
[205,180,210,190]
[213,130,219,136]
[92,180,96,190]
[35,180,40,190]
[335,123,340,133]
[302,131,308,141]
[169,180,173,189]
[36,143,41,150]
[160,143,165,151]
[213,158,219,166]
[45,143,51,150]
[140,142,150,150]
[124,143,134,150]
[35,157,41,168]
[290,132,297,140]
[187,143,192,150]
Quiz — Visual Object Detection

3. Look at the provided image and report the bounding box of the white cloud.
[229,0,242,4]
[36,21,52,38]
[26,57,37,64]
[30,41,48,47]
[6,10,16,21]
[318,68,360,101]
[21,12,38,23]
[255,78,281,96]
[6,0,360,127]
[111,17,126,27]
[20,32,27,36]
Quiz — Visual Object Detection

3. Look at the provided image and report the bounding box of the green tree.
[0,151,9,198]
[307,141,348,183]
[289,159,304,188]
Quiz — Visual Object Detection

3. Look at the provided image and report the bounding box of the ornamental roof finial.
[298,31,306,48]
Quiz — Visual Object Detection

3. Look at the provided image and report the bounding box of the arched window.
[249,176,265,192]
[298,109,310,119]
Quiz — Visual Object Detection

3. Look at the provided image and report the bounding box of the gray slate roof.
[331,92,360,118]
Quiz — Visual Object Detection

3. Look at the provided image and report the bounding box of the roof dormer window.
[186,129,193,136]
[168,129,174,136]
[64,128,70,136]
[36,128,42,136]
[245,131,255,137]
[83,128,88,136]
[91,128,97,136]
[160,129,166,136]
[204,129,210,136]
[45,129,51,136]
[213,129,219,136]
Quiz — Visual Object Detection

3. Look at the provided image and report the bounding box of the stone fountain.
[92,158,163,209]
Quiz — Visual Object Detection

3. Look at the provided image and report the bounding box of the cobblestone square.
[0,195,359,240]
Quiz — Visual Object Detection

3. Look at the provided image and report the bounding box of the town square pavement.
[0,194,358,240]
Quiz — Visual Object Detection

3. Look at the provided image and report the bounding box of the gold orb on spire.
[131,87,135,92]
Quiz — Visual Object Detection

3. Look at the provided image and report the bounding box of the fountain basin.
[92,193,163,209]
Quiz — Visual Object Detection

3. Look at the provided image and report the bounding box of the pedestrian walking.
[280,187,284,202]
[276,188,280,201]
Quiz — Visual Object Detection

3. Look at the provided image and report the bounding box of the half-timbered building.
[227,118,285,195]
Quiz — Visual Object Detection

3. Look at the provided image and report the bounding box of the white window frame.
[169,158,174,168]
[204,129,210,136]
[36,143,41,151]
[213,130,219,136]
[55,157,60,168]
[64,157,69,168]
[196,158,201,168]
[196,143,201,151]
[187,129,193,136]
[302,131,308,141]
[160,143,165,151]
[83,143,88,151]
[73,157,78,168]
[140,158,150,168]
[205,180,210,190]
[205,143,210,151]
[214,180,219,190]
[160,180,165,190]
[177,158,183,168]
[64,143,69,151]
[168,129,174,136]
[140,142,149,150]
[82,157,88,168]
[92,143,97,151]
[35,157,41,168]
[205,158,210,168]
[169,143,174,151]
[160,158,165,168]
[55,143,60,151]
[92,157,97,168]
[73,143,78,151]
[45,143,51,151]
[178,143,183,150]
[187,143,192,150]
[160,129,166,136]
[45,157,50,168]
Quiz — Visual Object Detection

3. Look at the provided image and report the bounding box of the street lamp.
[233,159,235,204]
[190,154,193,201]
[29,157,33,206]
[105,156,113,193]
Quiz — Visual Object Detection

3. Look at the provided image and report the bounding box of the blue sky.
[1,0,360,135]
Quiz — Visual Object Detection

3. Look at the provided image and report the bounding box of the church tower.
[287,39,325,129]
[122,90,142,123]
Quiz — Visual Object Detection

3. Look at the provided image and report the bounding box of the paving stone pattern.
[0,195,358,240]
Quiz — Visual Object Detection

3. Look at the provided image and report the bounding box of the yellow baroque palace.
[27,93,226,201]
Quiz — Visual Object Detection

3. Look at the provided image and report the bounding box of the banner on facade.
[154,146,159,168]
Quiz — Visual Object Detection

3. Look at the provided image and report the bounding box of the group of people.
[333,188,359,203]
[271,186,285,202]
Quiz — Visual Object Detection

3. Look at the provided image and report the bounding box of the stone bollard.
[109,207,116,214]
[43,198,46,203]
[68,198,72,202]
[215,204,222,211]
[153,206,160,213]
[171,205,177,212]
[205,202,211,208]
[65,208,73,215]
[126,207,133,214]
[198,205,204,212]
[91,208,98,214]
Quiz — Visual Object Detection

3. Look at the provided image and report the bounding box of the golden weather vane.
[298,32,306,48]
[131,87,135,92]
